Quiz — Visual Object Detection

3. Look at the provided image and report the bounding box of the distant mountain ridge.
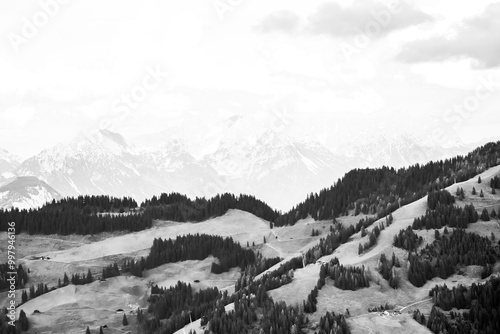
[0,176,61,210]
[0,148,22,187]
[2,119,479,210]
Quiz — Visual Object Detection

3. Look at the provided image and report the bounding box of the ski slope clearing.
[15,276,148,334]
[145,256,240,292]
[36,209,271,263]
[268,262,320,306]
[347,312,433,334]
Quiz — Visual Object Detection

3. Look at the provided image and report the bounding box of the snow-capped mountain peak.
[0,176,61,210]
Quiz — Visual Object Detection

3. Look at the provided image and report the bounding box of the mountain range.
[0,117,476,211]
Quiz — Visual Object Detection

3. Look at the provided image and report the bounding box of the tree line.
[44,195,138,212]
[411,202,479,230]
[142,234,256,274]
[274,141,500,226]
[141,192,280,223]
[0,205,152,235]
[0,264,28,292]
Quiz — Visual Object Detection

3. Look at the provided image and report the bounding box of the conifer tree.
[19,310,29,331]
[63,273,69,286]
[481,208,490,221]
[86,326,91,334]
[122,313,128,326]
[21,290,28,304]
[86,269,93,284]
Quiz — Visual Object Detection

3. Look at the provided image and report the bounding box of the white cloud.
[398,2,500,68]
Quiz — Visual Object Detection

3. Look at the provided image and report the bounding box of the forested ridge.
[274,141,500,226]
[141,192,280,222]
[142,234,256,274]
[0,195,150,235]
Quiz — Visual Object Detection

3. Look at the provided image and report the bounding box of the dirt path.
[399,298,432,312]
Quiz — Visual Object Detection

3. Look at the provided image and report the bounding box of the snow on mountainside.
[14,130,216,203]
[0,148,22,186]
[0,176,62,209]
[206,129,353,210]
[334,133,469,169]
[10,120,477,211]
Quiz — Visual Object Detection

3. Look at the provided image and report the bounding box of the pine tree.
[29,285,35,299]
[481,208,490,221]
[122,313,128,326]
[478,176,482,183]
[480,189,484,197]
[21,290,28,303]
[99,326,104,334]
[86,269,93,283]
[472,187,477,195]
[86,326,91,334]
[19,310,29,331]
[63,272,69,286]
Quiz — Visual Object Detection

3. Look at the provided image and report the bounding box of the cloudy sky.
[0,0,499,158]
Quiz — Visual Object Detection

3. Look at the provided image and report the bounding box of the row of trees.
[141,192,280,222]
[317,257,369,291]
[45,195,138,212]
[0,207,152,235]
[0,264,28,292]
[358,223,384,254]
[411,203,479,230]
[143,234,256,274]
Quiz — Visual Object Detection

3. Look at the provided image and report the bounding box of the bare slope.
[35,209,271,263]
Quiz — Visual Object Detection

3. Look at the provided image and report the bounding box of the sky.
[0,0,499,158]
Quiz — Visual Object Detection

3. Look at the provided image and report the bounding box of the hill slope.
[0,176,62,210]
